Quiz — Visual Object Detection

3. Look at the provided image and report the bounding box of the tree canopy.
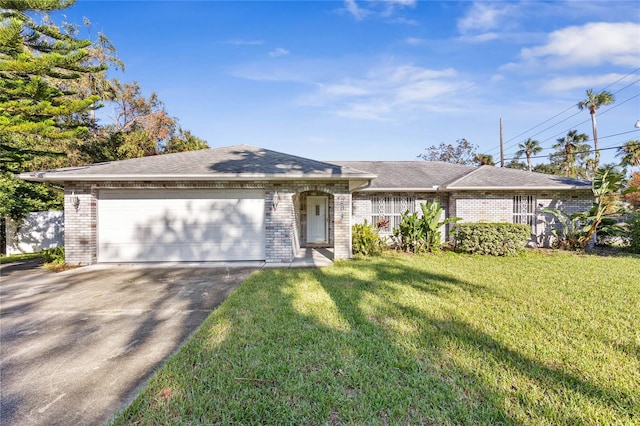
[417,138,478,165]
[0,0,208,222]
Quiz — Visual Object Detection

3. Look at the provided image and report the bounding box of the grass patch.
[112,250,639,425]
[0,252,43,264]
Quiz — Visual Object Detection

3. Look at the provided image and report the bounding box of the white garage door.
[98,189,265,262]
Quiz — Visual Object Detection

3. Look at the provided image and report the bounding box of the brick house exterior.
[20,145,593,265]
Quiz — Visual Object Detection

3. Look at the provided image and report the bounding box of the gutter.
[17,172,379,183]
[444,186,592,190]
[357,186,440,192]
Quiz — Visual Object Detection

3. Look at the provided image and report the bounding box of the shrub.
[454,223,530,256]
[627,212,640,254]
[392,200,460,253]
[41,246,72,271]
[352,221,385,256]
[42,246,64,264]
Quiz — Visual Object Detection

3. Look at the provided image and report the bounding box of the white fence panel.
[6,211,64,255]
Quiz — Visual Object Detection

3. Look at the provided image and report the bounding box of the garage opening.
[97,189,265,262]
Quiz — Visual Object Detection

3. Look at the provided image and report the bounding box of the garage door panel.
[98,189,265,262]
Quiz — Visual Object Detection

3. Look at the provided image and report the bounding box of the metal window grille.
[513,195,536,232]
[371,196,415,234]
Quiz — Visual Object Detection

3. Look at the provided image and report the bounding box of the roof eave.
[445,185,592,190]
[17,173,378,182]
[357,187,440,192]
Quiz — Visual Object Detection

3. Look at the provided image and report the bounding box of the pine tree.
[0,0,107,220]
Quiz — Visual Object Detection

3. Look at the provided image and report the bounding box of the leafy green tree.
[515,138,542,172]
[505,159,527,170]
[617,140,640,168]
[165,128,209,153]
[418,138,478,165]
[550,130,591,178]
[578,89,615,169]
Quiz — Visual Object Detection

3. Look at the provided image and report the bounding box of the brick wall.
[351,190,593,247]
[63,180,352,265]
[450,189,593,246]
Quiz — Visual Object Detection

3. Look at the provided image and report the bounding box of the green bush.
[42,246,65,264]
[392,200,460,253]
[454,223,530,256]
[627,212,640,254]
[352,221,385,256]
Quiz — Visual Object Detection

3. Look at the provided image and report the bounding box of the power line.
[503,144,624,163]
[502,67,640,146]
[537,93,640,145]
[494,67,640,156]
[499,84,640,156]
[502,92,640,159]
[504,129,640,160]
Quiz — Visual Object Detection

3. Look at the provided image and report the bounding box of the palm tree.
[552,130,590,178]
[577,89,615,169]
[515,138,542,172]
[474,153,495,166]
[617,140,640,168]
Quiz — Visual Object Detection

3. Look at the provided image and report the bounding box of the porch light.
[70,192,80,212]
[635,120,640,128]
[272,190,279,211]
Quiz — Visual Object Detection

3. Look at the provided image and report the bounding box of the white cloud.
[457,32,499,43]
[224,39,264,46]
[268,48,290,58]
[302,65,471,121]
[404,37,425,45]
[539,73,631,92]
[458,2,514,34]
[344,0,368,21]
[521,22,640,68]
[342,0,416,22]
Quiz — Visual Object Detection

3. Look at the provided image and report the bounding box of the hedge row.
[454,223,530,256]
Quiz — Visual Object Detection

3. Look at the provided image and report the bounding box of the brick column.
[64,183,97,265]
[265,189,296,263]
[333,192,352,259]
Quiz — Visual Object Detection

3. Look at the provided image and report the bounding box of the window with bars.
[513,195,536,232]
[371,196,415,234]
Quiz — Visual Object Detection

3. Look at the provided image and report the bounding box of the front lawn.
[113,251,639,425]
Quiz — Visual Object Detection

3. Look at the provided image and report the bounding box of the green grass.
[0,252,43,264]
[112,250,639,425]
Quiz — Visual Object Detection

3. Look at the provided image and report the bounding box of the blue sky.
[65,0,640,166]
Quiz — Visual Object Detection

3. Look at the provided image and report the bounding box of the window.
[513,195,536,232]
[371,196,415,234]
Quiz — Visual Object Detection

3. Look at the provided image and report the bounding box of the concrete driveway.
[0,261,260,425]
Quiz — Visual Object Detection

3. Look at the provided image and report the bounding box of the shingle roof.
[19,145,591,190]
[19,145,376,182]
[331,161,474,190]
[333,161,591,190]
[445,165,591,189]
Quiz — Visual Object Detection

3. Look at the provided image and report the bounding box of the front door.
[307,196,328,244]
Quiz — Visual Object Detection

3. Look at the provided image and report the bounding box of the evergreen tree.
[0,0,107,220]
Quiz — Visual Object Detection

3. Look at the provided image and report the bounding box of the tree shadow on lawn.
[114,257,635,425]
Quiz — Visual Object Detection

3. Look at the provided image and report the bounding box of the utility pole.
[499,117,504,167]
